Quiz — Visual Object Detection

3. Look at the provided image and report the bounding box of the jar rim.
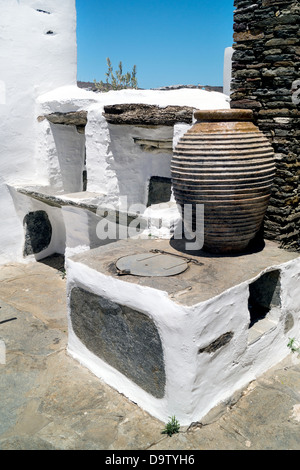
[194,109,253,122]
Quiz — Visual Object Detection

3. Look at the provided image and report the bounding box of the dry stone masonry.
[230,0,300,251]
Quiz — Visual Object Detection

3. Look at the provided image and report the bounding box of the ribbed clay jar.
[171,109,275,253]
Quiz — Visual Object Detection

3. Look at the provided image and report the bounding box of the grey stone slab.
[147,176,172,206]
[248,317,277,344]
[103,103,194,126]
[23,210,52,256]
[70,287,166,398]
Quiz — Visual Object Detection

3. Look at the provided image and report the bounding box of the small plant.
[287,337,300,355]
[161,415,180,437]
[58,268,66,279]
[94,57,138,92]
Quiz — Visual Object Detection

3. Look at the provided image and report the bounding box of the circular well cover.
[116,252,188,277]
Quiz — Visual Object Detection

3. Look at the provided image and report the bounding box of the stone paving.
[0,257,299,450]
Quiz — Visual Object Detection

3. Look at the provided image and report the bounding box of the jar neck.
[194,109,253,123]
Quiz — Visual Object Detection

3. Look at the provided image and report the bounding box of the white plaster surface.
[0,0,77,263]
[8,186,66,260]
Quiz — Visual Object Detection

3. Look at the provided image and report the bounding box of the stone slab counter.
[67,238,298,305]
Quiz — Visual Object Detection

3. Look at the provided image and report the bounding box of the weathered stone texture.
[231,0,300,251]
[70,287,166,398]
[39,111,88,134]
[23,210,52,256]
[198,332,234,354]
[40,111,88,127]
[147,176,172,206]
[103,103,194,126]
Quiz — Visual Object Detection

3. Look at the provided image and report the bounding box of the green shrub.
[287,337,300,355]
[94,57,138,92]
[161,415,180,437]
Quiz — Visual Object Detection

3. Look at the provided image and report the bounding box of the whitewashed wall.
[0,0,77,263]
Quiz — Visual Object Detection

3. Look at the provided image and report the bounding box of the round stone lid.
[116,252,189,277]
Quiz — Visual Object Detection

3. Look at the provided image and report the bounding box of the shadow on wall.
[106,123,174,207]
[248,269,281,327]
[50,123,86,193]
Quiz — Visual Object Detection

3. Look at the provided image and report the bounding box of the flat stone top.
[69,239,300,306]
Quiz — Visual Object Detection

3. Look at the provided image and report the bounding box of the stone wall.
[230,0,300,251]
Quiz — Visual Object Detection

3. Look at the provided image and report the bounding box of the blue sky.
[76,0,235,89]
